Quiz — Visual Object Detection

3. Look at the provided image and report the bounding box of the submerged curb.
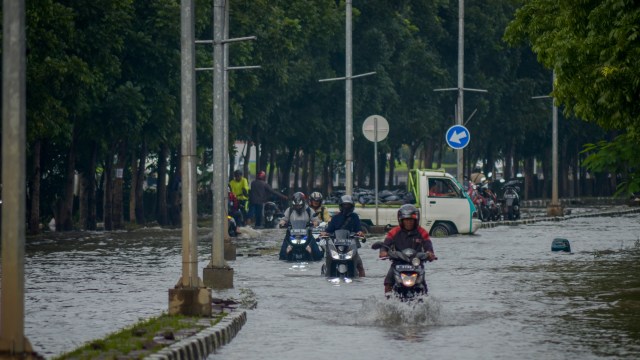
[145,311,247,360]
[480,207,640,229]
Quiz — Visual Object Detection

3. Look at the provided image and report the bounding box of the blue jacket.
[325,212,361,234]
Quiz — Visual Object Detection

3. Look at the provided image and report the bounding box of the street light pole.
[532,71,563,216]
[456,0,465,183]
[1,0,34,353]
[319,0,375,196]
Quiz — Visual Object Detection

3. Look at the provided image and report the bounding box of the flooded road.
[9,212,640,359]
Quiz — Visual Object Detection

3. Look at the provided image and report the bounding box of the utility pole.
[319,0,375,196]
[1,0,35,354]
[434,0,486,183]
[168,0,211,317]
[533,71,563,216]
[200,0,258,289]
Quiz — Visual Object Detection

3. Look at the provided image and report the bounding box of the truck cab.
[346,169,481,236]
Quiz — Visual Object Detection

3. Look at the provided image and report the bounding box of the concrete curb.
[480,208,640,229]
[145,311,247,360]
[521,197,628,208]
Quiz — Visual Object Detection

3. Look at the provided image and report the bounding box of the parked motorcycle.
[480,182,502,221]
[371,241,434,301]
[500,179,521,220]
[467,181,489,222]
[280,220,323,262]
[320,230,363,279]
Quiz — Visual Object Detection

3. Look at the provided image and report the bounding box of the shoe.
[357,265,365,277]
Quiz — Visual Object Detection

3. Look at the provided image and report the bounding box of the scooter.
[320,230,363,279]
[279,220,323,262]
[500,179,521,220]
[372,241,434,301]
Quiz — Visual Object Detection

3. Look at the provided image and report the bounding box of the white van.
[341,169,481,236]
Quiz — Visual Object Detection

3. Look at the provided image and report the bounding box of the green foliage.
[582,133,640,196]
[505,0,640,194]
[54,313,223,359]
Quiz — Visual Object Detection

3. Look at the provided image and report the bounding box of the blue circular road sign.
[446,125,471,149]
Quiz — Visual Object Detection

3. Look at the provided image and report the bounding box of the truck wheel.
[430,223,452,237]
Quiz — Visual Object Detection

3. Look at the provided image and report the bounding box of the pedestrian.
[229,169,249,225]
[248,170,287,228]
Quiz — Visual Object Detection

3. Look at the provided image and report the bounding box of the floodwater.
[8,212,640,359]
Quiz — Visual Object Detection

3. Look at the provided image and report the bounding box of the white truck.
[334,169,481,237]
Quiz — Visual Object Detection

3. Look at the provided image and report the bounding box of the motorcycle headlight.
[330,250,340,259]
[344,250,353,260]
[400,273,418,287]
[411,257,421,267]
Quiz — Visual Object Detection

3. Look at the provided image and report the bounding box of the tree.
[505,0,640,195]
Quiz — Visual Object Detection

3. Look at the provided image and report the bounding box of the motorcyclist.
[321,195,366,276]
[379,204,436,293]
[278,192,323,260]
[229,169,249,225]
[308,191,331,225]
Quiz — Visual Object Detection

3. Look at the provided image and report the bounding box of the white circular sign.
[362,115,389,142]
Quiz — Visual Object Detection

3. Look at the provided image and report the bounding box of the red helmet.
[397,204,419,229]
[257,171,266,180]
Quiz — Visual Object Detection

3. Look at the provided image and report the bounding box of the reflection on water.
[5,214,640,359]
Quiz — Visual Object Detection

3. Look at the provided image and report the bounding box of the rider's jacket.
[383,226,434,254]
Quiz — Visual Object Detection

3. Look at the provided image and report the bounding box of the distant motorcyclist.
[278,192,323,260]
[321,195,366,276]
[379,204,436,293]
[229,169,249,225]
[308,191,331,225]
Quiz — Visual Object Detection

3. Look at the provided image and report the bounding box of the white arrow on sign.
[449,130,468,144]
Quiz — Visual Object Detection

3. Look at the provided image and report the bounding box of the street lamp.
[319,0,375,196]
[532,71,563,216]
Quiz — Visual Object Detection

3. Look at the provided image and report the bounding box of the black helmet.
[233,169,242,177]
[291,192,306,214]
[309,191,323,205]
[397,204,419,229]
[338,195,355,216]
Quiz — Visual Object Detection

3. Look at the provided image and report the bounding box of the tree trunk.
[135,141,147,224]
[58,129,78,231]
[129,152,138,223]
[242,142,251,179]
[28,140,42,234]
[387,150,395,187]
[103,150,115,231]
[156,143,169,226]
[112,141,127,229]
[83,142,98,230]
[167,150,181,226]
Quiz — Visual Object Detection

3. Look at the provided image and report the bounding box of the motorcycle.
[480,182,502,221]
[320,230,364,279]
[263,201,282,229]
[279,220,323,262]
[467,181,489,221]
[371,241,434,301]
[500,179,521,220]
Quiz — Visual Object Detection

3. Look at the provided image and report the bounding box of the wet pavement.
[6,206,640,359]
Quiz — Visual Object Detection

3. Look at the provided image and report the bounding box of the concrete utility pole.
[434,0,486,183]
[1,0,35,354]
[319,0,375,196]
[169,0,211,317]
[200,0,258,289]
[533,71,563,216]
